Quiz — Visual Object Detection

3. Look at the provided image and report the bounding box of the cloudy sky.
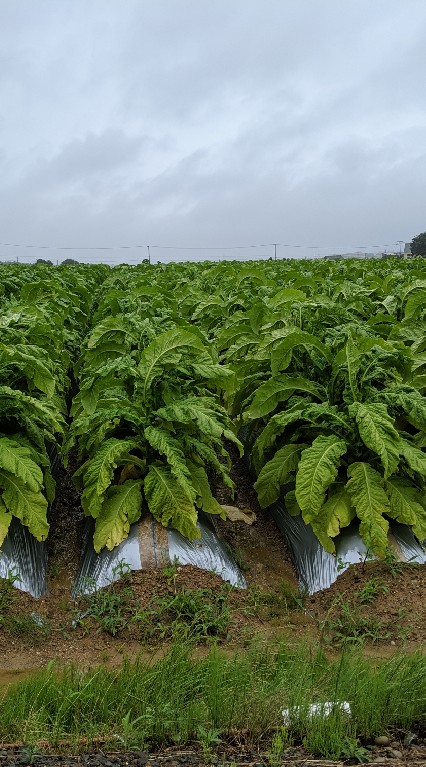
[0,0,425,264]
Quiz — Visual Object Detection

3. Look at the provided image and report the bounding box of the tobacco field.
[0,256,426,762]
[1,256,426,557]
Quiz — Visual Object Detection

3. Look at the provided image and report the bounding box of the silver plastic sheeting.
[270,501,425,594]
[392,522,426,564]
[168,518,246,588]
[73,512,246,595]
[0,444,59,598]
[72,519,142,596]
[0,517,47,598]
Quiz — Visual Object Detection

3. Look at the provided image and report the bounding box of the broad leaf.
[247,375,324,420]
[345,462,389,557]
[400,439,426,477]
[251,409,304,473]
[0,437,44,491]
[156,397,243,455]
[144,464,200,539]
[295,435,347,522]
[310,485,355,554]
[138,329,205,400]
[187,461,225,516]
[93,479,143,552]
[254,443,306,508]
[0,468,49,541]
[75,438,140,518]
[386,478,426,540]
[144,426,195,499]
[270,330,331,374]
[349,402,400,477]
[87,317,129,349]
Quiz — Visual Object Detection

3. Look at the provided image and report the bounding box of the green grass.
[0,641,424,759]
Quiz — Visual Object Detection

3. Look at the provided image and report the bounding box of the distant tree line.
[410,232,426,256]
[34,258,79,265]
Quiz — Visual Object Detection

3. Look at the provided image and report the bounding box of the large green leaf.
[295,435,347,522]
[345,462,389,557]
[246,375,324,420]
[93,479,143,552]
[0,343,55,397]
[404,288,426,320]
[75,438,140,518]
[349,402,400,478]
[138,329,205,400]
[0,386,65,437]
[400,439,426,477]
[144,426,195,499]
[189,357,235,391]
[310,485,355,554]
[181,434,235,492]
[270,330,331,374]
[0,437,44,491]
[251,409,305,473]
[156,397,243,455]
[254,443,306,508]
[87,317,130,349]
[386,478,426,540]
[269,287,307,306]
[331,335,381,402]
[0,468,49,541]
[187,461,225,516]
[392,390,426,430]
[144,464,199,539]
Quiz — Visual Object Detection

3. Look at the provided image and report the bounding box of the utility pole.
[274,243,277,261]
[147,245,151,264]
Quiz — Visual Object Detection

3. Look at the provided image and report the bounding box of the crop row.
[0,257,425,560]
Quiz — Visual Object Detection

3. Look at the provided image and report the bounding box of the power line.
[0,240,397,252]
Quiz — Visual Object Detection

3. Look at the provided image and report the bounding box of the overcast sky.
[0,0,425,264]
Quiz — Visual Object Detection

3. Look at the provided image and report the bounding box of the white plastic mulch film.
[0,445,58,598]
[72,511,246,596]
[0,517,48,598]
[270,501,426,595]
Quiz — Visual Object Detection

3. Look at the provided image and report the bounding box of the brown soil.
[47,456,85,587]
[308,561,426,647]
[0,449,425,675]
[1,545,425,675]
[214,444,298,592]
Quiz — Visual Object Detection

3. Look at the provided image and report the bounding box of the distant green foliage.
[411,231,426,256]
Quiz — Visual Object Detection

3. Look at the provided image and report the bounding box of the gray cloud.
[0,0,425,263]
